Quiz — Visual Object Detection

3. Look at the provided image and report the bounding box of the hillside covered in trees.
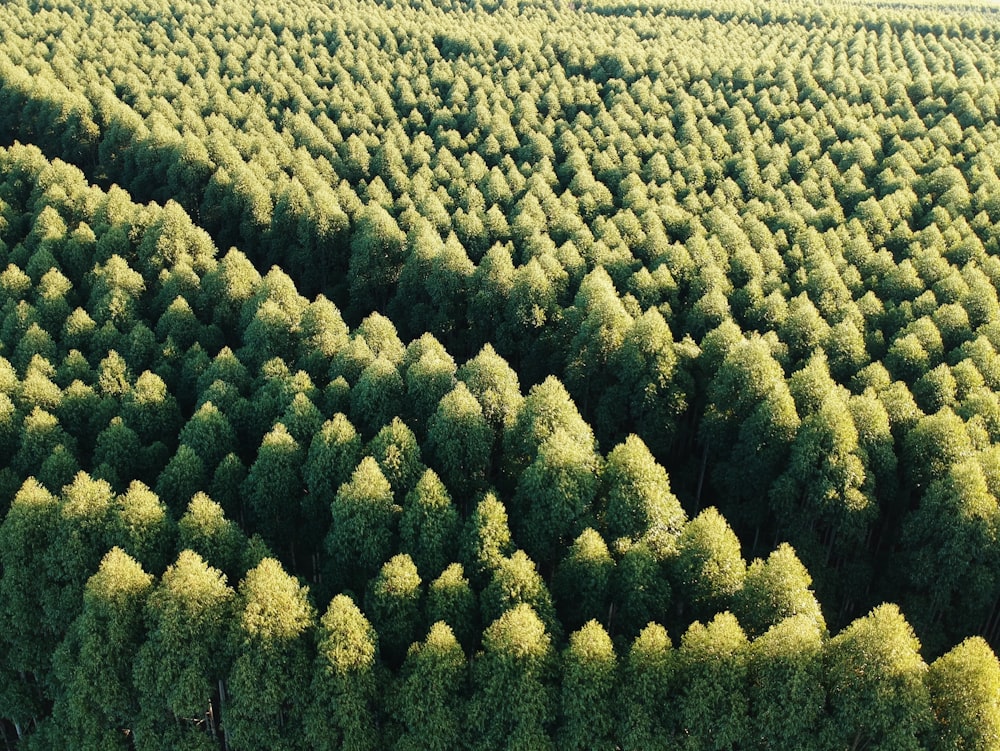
[2,0,1000,747]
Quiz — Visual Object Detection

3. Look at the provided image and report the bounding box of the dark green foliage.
[133,550,234,750]
[925,637,1000,751]
[325,456,401,591]
[365,553,424,667]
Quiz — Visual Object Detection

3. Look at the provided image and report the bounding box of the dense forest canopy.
[2,0,1000,747]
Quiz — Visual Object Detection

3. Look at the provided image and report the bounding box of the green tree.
[155,444,208,515]
[513,428,600,567]
[619,622,676,751]
[552,528,614,633]
[365,553,423,666]
[822,604,931,751]
[177,493,251,595]
[225,558,316,751]
[115,480,175,576]
[925,636,1000,751]
[0,479,62,726]
[48,548,153,750]
[456,343,523,438]
[746,614,826,751]
[400,469,460,579]
[900,459,999,645]
[426,563,478,653]
[426,382,493,504]
[347,202,407,314]
[304,595,381,751]
[673,508,746,621]
[460,491,515,589]
[603,434,686,543]
[611,538,673,639]
[481,550,560,640]
[366,416,426,499]
[676,612,750,751]
[243,423,304,563]
[468,604,556,751]
[557,620,617,751]
[503,375,595,489]
[390,621,467,751]
[133,550,235,750]
[735,543,825,639]
[325,456,400,592]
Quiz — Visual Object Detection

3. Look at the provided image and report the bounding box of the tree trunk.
[219,679,230,751]
[695,440,709,510]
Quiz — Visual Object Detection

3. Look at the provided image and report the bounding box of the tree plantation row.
[0,138,995,751]
[1,0,1000,745]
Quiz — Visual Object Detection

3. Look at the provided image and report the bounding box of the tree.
[225,558,316,751]
[899,459,999,646]
[619,622,676,751]
[460,491,515,589]
[603,434,686,543]
[746,614,826,751]
[366,416,426,499]
[456,343,523,438]
[133,550,235,750]
[513,428,600,567]
[675,612,750,751]
[0,479,62,725]
[735,543,825,639]
[304,595,381,751]
[347,202,407,314]
[349,356,406,440]
[822,604,931,751]
[426,382,493,504]
[925,636,1000,751]
[177,492,250,584]
[610,537,673,640]
[178,402,237,475]
[155,444,208,515]
[114,481,175,576]
[243,423,304,564]
[403,335,457,432]
[47,548,153,751]
[400,469,460,579]
[557,620,617,751]
[390,621,467,751]
[325,456,400,592]
[303,413,362,562]
[503,375,595,488]
[365,553,423,667]
[552,528,614,633]
[468,604,556,751]
[426,563,478,653]
[481,550,560,640]
[673,508,746,621]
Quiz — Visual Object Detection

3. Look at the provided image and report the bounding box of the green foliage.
[391,622,467,751]
[823,604,931,751]
[469,604,556,751]
[226,558,315,751]
[305,594,381,751]
[2,3,1000,743]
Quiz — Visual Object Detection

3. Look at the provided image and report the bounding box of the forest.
[1,0,1000,747]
